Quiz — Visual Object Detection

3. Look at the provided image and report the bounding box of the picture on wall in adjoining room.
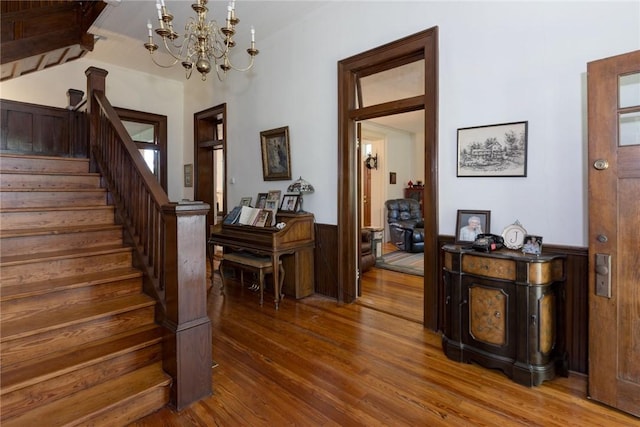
[455,210,491,244]
[183,164,193,187]
[260,126,291,181]
[457,121,528,177]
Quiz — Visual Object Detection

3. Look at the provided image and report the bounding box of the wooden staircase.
[0,153,171,426]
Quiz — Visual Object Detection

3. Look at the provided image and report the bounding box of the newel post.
[161,201,212,410]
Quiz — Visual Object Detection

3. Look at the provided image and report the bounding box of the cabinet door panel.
[461,275,517,359]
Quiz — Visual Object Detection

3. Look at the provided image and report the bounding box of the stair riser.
[1,277,142,323]
[0,173,101,189]
[0,229,124,257]
[0,156,89,174]
[1,344,162,421]
[1,251,133,286]
[0,207,116,230]
[86,384,170,427]
[0,306,156,368]
[0,191,106,209]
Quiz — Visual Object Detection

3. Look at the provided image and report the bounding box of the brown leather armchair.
[361,229,376,272]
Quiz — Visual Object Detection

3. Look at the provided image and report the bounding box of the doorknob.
[593,159,609,170]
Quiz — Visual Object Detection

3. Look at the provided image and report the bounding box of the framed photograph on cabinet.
[522,235,543,255]
[280,194,300,212]
[239,197,252,207]
[457,121,528,177]
[455,210,491,244]
[256,192,268,208]
[260,126,291,181]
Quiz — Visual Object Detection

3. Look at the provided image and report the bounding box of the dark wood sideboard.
[441,244,568,386]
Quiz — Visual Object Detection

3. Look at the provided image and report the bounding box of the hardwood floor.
[358,242,423,323]
[129,270,638,426]
[357,267,423,323]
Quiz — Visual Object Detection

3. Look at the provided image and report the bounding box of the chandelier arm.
[148,52,182,69]
[219,54,257,73]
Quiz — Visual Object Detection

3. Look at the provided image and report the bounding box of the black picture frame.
[260,126,291,181]
[455,209,491,244]
[280,194,300,212]
[457,121,528,177]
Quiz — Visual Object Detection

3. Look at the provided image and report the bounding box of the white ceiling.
[88,0,423,134]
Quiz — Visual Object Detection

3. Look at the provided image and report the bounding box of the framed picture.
[239,197,252,207]
[280,194,300,212]
[183,164,193,187]
[390,172,397,184]
[255,192,268,209]
[455,210,491,244]
[264,199,278,226]
[457,121,528,177]
[522,235,543,255]
[267,190,281,202]
[260,126,291,181]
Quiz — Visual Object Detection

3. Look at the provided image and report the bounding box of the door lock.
[595,253,611,298]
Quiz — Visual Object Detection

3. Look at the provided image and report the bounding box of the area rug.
[376,250,424,276]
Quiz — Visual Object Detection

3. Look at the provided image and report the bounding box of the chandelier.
[144,0,259,81]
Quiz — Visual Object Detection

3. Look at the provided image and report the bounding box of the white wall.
[2,1,638,247]
[204,0,638,246]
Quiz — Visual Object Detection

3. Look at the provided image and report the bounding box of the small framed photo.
[183,164,193,187]
[255,192,268,208]
[457,121,528,177]
[260,126,291,181]
[522,235,543,255]
[239,197,252,207]
[280,194,300,212]
[390,172,397,184]
[455,210,491,244]
[267,190,281,202]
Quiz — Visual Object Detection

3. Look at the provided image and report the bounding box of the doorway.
[194,104,227,235]
[337,27,438,329]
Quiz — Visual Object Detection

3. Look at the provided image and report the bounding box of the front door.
[587,50,640,417]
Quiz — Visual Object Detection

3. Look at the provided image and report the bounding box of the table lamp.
[287,176,315,212]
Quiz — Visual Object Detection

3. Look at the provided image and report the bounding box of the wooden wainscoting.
[314,223,339,299]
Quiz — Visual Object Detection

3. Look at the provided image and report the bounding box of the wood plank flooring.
[129,267,638,427]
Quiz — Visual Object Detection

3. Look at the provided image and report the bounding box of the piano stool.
[218,252,285,309]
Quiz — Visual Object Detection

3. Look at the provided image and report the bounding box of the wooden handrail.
[85,67,212,410]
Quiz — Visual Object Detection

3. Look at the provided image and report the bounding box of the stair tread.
[0,224,122,239]
[1,324,164,393]
[0,244,131,265]
[1,363,171,427]
[0,187,106,193]
[0,205,115,214]
[0,170,99,177]
[0,267,142,302]
[1,293,156,342]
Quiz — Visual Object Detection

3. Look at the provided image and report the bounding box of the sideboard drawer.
[462,254,516,281]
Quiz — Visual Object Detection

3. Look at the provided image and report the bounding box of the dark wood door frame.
[338,27,439,330]
[194,103,227,235]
